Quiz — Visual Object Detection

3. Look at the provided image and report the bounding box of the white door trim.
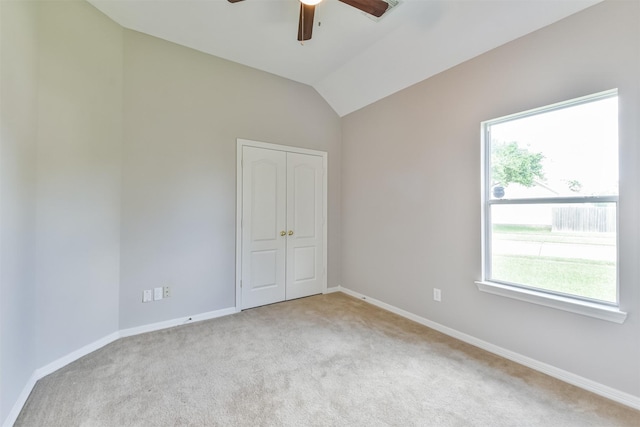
[235,138,328,311]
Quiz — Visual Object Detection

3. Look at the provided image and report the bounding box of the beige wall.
[119,30,342,328]
[341,0,639,398]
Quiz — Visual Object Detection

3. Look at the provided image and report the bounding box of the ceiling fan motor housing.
[228,0,391,41]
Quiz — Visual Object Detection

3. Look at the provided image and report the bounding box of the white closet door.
[285,153,324,300]
[241,146,287,309]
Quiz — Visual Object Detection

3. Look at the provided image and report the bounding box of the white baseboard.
[338,286,640,411]
[3,373,38,427]
[119,307,237,338]
[4,331,121,427]
[325,285,341,294]
[2,306,236,427]
[34,332,121,380]
[6,289,638,427]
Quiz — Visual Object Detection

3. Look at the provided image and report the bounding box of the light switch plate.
[154,287,163,301]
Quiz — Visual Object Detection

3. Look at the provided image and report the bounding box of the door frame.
[235,138,328,311]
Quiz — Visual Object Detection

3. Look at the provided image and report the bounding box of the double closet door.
[239,142,326,310]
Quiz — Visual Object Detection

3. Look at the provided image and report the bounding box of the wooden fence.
[551,205,616,233]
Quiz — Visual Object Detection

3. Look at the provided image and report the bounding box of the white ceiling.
[88,0,602,117]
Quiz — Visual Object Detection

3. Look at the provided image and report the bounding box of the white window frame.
[475,89,627,324]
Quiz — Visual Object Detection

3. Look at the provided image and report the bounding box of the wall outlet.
[164,286,171,298]
[154,287,163,301]
[142,289,152,303]
[433,288,442,302]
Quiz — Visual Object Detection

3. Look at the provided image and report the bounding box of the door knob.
[288,230,294,236]
[280,231,286,237]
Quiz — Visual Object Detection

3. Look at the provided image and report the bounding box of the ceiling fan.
[227,0,390,42]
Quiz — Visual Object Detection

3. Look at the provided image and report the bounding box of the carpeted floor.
[16,292,640,426]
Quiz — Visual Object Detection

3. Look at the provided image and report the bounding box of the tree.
[566,179,582,193]
[491,141,545,188]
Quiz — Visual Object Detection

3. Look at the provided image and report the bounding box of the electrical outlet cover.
[164,286,171,298]
[143,290,152,303]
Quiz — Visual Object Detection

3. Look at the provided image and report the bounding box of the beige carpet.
[16,292,639,426]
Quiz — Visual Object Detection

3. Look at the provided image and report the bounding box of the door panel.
[241,147,286,309]
[286,153,324,300]
[250,250,278,288]
[293,246,316,281]
[251,161,280,241]
[292,164,316,238]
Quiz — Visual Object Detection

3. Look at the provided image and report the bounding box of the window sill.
[475,281,627,324]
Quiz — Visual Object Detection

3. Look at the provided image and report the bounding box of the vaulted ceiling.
[88,0,602,117]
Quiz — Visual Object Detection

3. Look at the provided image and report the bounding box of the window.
[477,90,626,323]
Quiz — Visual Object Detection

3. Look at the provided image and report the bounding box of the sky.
[488,93,618,198]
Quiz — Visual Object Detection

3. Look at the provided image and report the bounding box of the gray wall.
[341,0,639,398]
[0,2,341,422]
[119,30,342,328]
[0,0,38,420]
[34,0,123,367]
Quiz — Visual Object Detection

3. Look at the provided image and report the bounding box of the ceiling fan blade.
[297,3,315,41]
[227,0,244,3]
[338,0,388,17]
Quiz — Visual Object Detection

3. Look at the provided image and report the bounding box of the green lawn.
[492,255,616,302]
[491,225,616,303]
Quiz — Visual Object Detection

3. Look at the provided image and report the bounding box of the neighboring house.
[492,181,560,226]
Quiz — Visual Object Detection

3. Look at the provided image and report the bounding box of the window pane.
[490,203,617,303]
[489,96,618,200]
